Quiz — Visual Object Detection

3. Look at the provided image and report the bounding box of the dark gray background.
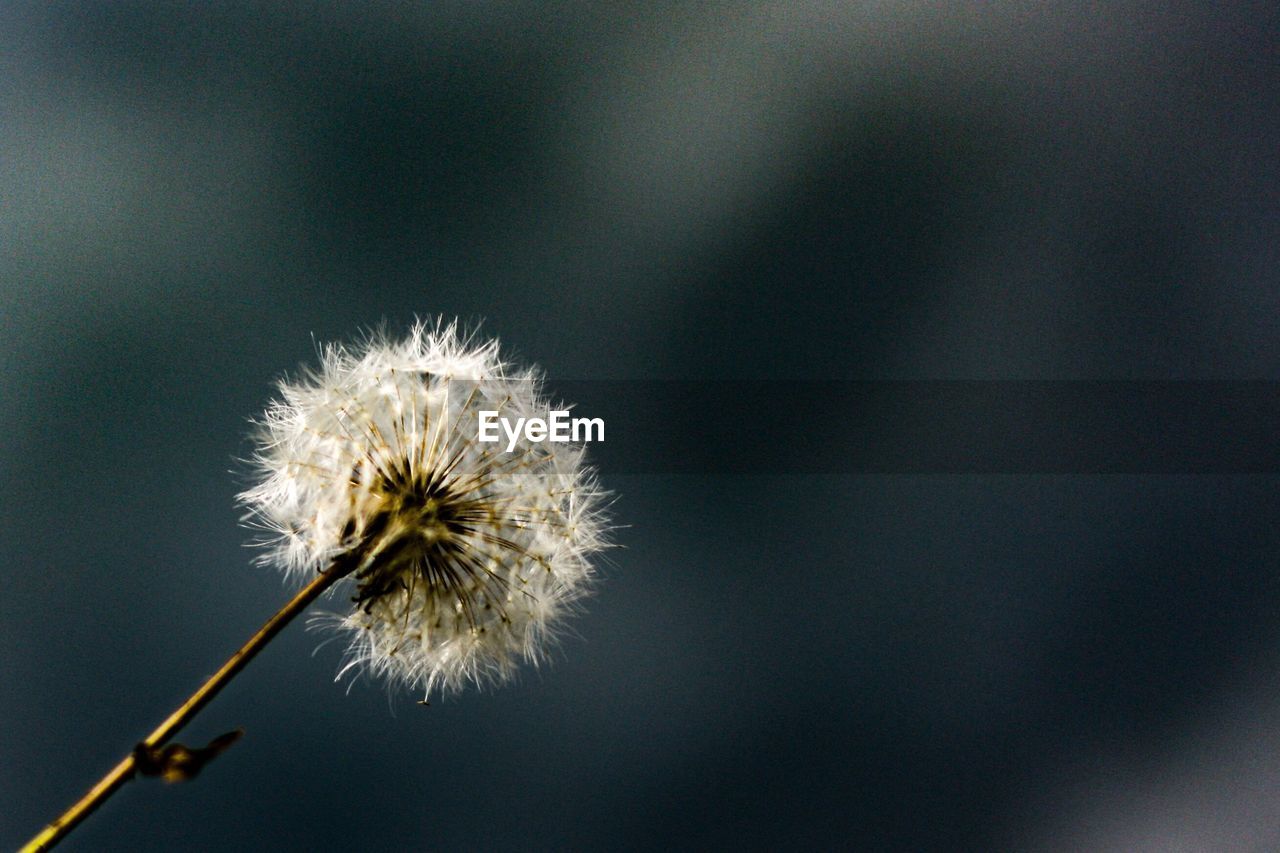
[3,2,1279,850]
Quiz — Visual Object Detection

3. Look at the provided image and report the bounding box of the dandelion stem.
[21,560,353,852]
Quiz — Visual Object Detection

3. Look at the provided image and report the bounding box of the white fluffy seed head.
[238,320,610,698]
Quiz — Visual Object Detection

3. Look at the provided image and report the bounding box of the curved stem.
[22,561,351,852]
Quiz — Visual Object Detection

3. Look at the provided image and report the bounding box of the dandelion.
[23,320,610,851]
[240,320,609,697]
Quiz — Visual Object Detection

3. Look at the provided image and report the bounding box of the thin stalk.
[22,560,352,852]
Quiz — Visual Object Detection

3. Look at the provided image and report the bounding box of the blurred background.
[2,2,1279,850]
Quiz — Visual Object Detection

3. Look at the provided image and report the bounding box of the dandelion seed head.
[238,319,609,697]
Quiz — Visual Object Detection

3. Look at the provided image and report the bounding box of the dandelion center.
[351,464,499,622]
